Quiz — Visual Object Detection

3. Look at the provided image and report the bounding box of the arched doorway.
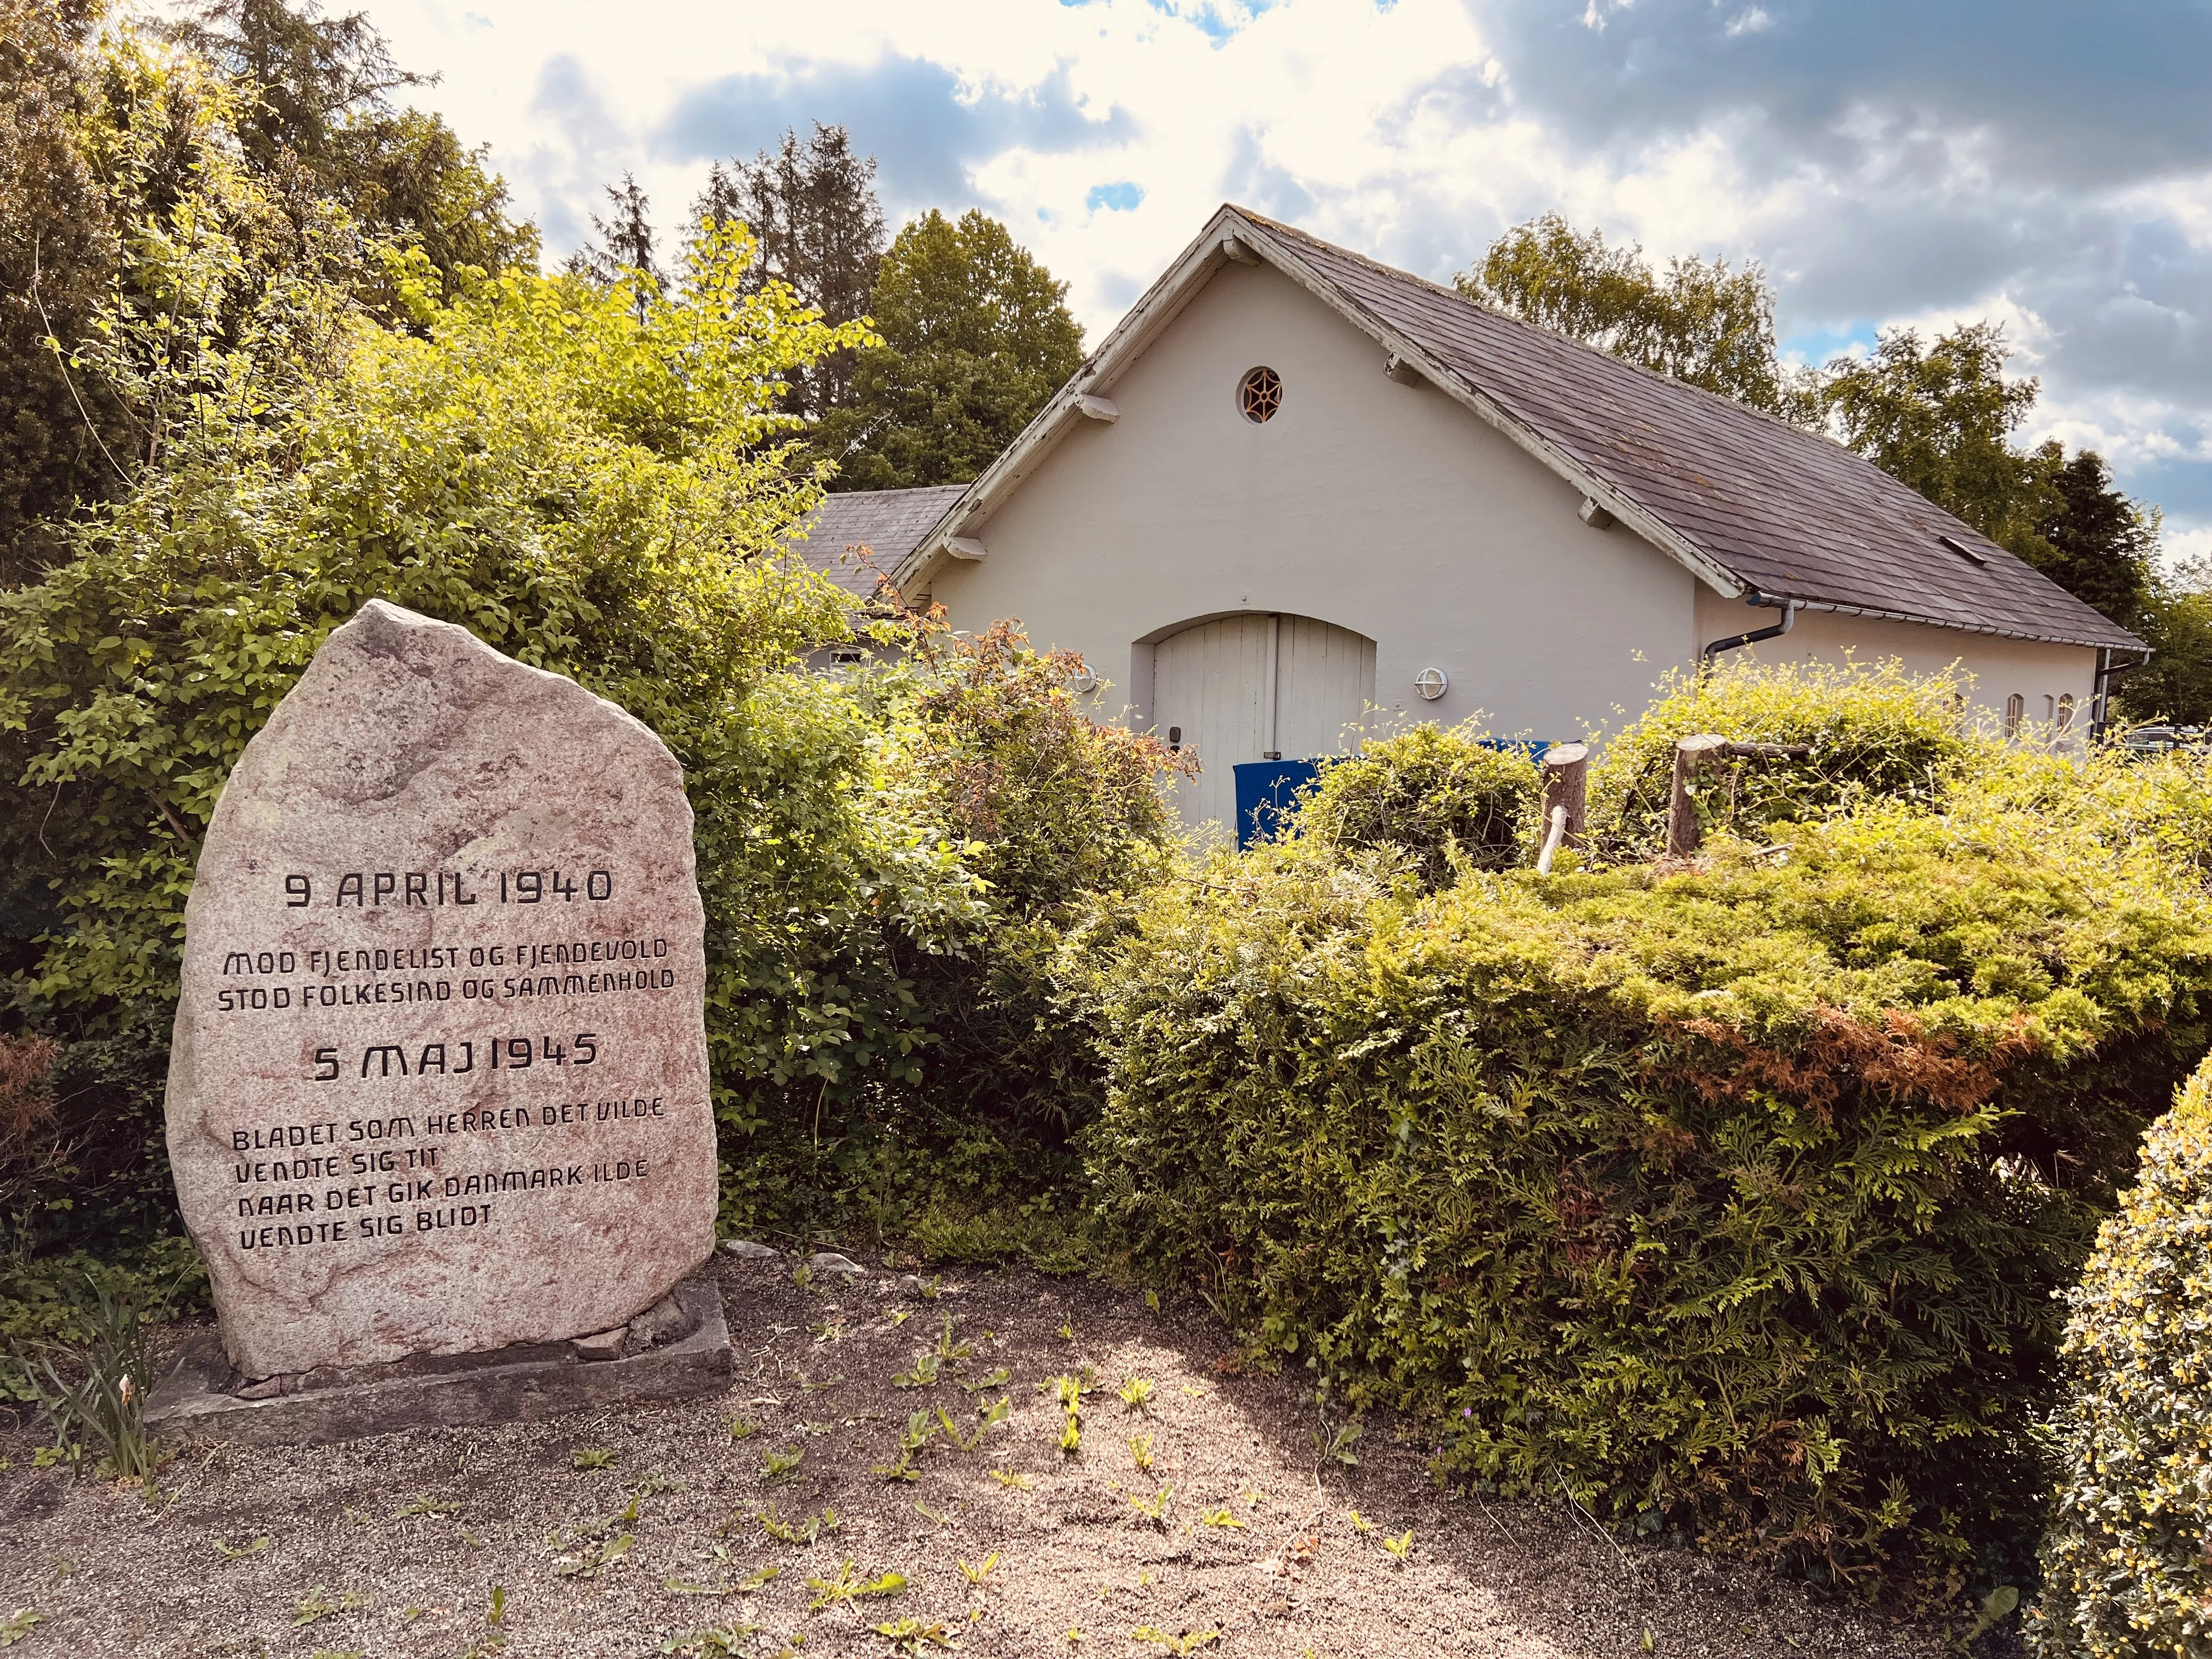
[1152,613,1376,828]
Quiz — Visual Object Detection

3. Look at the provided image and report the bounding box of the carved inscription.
[166,600,716,1377]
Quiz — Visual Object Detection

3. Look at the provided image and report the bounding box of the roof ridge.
[1232,206,1869,454]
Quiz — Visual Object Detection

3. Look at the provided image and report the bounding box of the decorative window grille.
[2056,692,2075,732]
[1238,366,1283,424]
[2005,692,2025,738]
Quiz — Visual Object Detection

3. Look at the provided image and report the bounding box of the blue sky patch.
[1086,182,1143,213]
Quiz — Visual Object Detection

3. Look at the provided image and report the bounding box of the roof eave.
[1774,596,2146,653]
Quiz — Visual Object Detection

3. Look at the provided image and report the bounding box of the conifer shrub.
[1298,724,1539,886]
[1587,657,1968,856]
[2032,1052,2212,1657]
[1075,783,2212,1604]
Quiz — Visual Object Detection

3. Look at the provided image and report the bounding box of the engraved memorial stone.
[165,600,716,1379]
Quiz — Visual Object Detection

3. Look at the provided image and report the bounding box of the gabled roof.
[900,206,2143,654]
[786,484,967,599]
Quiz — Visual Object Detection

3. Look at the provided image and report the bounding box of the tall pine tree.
[690,125,884,416]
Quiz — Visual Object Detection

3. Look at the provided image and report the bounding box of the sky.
[351,0,2212,555]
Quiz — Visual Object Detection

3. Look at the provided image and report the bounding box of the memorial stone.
[165,600,718,1380]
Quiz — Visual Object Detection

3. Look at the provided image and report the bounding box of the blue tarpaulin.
[1232,760,1319,849]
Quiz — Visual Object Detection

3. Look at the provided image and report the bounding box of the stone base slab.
[147,1272,731,1447]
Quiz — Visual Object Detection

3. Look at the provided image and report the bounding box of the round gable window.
[1238,365,1283,424]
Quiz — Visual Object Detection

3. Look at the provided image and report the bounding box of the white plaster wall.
[1692,589,2100,741]
[917,260,1698,747]
[916,257,2104,754]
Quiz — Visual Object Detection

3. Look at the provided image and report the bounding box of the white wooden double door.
[1152,613,1376,830]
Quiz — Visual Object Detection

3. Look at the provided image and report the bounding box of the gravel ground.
[0,1255,1946,1659]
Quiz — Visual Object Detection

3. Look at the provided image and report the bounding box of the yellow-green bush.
[2033,1053,2212,1657]
[1299,724,1539,887]
[1076,747,2212,1603]
[1587,657,1968,856]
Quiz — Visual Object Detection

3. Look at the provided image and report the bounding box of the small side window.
[2004,693,2025,738]
[1238,366,1283,424]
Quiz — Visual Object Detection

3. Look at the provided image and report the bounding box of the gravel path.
[0,1255,1945,1658]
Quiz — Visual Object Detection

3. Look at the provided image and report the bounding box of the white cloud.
[332,0,2212,532]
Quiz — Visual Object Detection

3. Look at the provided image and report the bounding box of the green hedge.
[1075,779,2212,1604]
[1587,658,1968,857]
[2033,1052,2212,1656]
[1299,724,1539,887]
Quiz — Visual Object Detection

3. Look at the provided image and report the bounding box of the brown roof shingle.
[1244,212,2144,652]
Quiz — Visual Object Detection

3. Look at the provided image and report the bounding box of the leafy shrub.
[1299,724,1539,886]
[1076,780,2212,1604]
[2032,1052,2212,1656]
[713,619,1188,1247]
[1587,657,1968,856]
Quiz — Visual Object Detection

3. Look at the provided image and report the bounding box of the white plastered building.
[788,207,2147,831]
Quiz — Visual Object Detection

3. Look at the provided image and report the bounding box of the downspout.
[2092,646,2151,740]
[1702,591,1798,672]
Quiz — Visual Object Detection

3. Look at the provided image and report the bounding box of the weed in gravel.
[634,1470,689,1497]
[488,1585,506,1627]
[873,1617,952,1652]
[1383,1530,1414,1566]
[915,1499,953,1526]
[1346,1509,1375,1533]
[1118,1376,1154,1414]
[213,1534,270,1561]
[919,1277,943,1301]
[1313,1421,1362,1467]
[758,1504,839,1545]
[810,1321,847,1343]
[729,1415,760,1441]
[892,1353,940,1389]
[291,1587,366,1628]
[872,1409,946,1482]
[961,1367,1011,1393]
[555,1532,634,1579]
[957,1551,1000,1587]
[799,1375,843,1394]
[934,1316,973,1362]
[658,1624,759,1657]
[9,1279,161,1485]
[667,1550,780,1596]
[989,1468,1032,1489]
[1048,1372,1086,1455]
[791,1263,815,1293]
[394,1496,457,1519]
[1127,1485,1173,1528]
[885,1308,912,1328]
[1129,1434,1155,1473]
[572,1447,616,1471]
[1132,1628,1219,1655]
[1057,1319,1075,1341]
[760,1445,804,1484]
[805,1561,908,1610]
[936,1397,1010,1452]
[0,1610,41,1647]
[1197,1508,1244,1530]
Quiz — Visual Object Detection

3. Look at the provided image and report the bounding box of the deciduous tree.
[816,210,1085,491]
[1460,212,1801,417]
